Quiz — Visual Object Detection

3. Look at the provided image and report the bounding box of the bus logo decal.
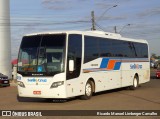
[130,64,142,69]
[27,78,47,83]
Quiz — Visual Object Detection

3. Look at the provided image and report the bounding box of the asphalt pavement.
[0,69,159,119]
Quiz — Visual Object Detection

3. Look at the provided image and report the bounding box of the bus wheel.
[80,80,93,100]
[130,76,139,90]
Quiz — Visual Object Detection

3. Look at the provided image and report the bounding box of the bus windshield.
[17,34,66,76]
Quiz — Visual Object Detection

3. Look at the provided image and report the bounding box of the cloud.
[96,15,128,21]
[138,7,160,17]
[42,0,77,10]
[95,0,132,9]
[42,0,89,10]
[95,2,114,9]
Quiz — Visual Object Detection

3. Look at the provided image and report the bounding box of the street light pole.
[119,24,131,33]
[91,5,117,31]
[97,5,117,22]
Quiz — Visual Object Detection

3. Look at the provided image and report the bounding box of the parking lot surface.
[1,79,160,110]
[0,70,159,118]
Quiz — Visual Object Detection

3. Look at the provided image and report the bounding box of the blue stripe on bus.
[100,58,109,68]
[114,62,121,70]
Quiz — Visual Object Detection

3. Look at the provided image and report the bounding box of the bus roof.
[25,30,148,44]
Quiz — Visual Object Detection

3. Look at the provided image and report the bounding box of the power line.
[0,20,90,27]
[95,22,106,32]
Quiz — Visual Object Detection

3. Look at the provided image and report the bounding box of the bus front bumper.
[17,85,67,99]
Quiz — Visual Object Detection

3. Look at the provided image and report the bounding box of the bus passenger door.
[66,34,83,97]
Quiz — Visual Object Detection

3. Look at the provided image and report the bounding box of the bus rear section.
[82,35,150,94]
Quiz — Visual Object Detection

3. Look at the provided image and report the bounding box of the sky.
[10,0,160,59]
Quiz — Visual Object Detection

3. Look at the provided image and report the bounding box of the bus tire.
[130,75,139,90]
[80,80,93,100]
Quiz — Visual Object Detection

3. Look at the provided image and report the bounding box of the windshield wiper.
[38,47,49,74]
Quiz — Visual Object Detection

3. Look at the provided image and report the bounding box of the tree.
[151,53,158,59]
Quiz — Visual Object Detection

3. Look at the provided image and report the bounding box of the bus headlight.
[18,81,25,88]
[50,81,64,88]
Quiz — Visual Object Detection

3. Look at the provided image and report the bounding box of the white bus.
[17,31,150,100]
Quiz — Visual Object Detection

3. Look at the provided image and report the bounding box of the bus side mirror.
[69,60,74,72]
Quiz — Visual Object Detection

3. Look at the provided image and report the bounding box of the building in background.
[0,0,12,78]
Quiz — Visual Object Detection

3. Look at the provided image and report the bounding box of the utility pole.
[114,26,117,33]
[91,11,96,31]
[0,0,11,78]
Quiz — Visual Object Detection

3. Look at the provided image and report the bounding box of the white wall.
[0,0,12,78]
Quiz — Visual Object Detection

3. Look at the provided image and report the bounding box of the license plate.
[33,91,41,95]
[4,81,8,83]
